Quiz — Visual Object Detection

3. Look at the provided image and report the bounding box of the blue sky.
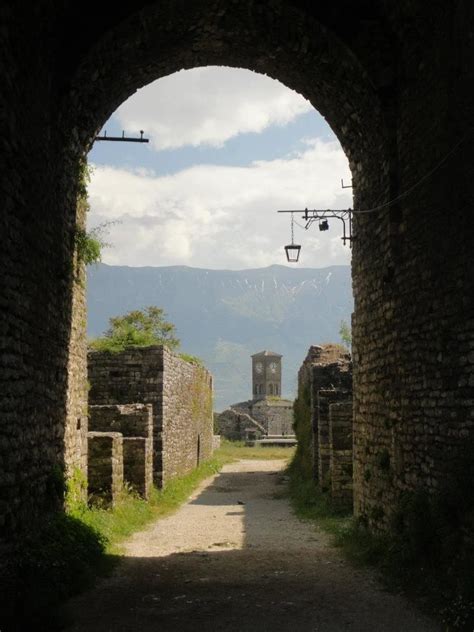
[88,67,352,269]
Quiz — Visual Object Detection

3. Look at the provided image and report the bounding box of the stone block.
[87,432,123,506]
[329,402,353,510]
[123,437,153,499]
[89,403,153,438]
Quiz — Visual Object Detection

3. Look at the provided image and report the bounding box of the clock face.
[269,362,278,374]
[255,362,263,374]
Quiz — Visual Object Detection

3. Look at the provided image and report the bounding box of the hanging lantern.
[284,213,301,262]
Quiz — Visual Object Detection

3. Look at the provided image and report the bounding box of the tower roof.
[251,350,282,358]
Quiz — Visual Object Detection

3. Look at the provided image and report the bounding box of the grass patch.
[287,459,351,538]
[74,455,230,554]
[217,439,295,462]
[2,455,232,631]
[287,453,474,632]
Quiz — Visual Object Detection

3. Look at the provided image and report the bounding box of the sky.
[88,66,353,270]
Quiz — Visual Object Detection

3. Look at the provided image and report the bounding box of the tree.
[90,306,180,353]
[339,319,352,349]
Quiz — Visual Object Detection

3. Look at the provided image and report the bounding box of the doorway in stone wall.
[84,65,355,412]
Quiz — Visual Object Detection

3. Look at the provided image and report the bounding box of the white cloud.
[114,67,312,150]
[88,138,352,270]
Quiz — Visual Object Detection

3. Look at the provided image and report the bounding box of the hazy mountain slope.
[87,264,353,410]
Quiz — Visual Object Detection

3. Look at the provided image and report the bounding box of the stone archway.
[0,0,472,538]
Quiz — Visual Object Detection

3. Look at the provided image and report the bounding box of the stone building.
[88,346,214,488]
[217,350,294,442]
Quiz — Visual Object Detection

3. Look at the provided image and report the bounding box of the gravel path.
[64,460,440,631]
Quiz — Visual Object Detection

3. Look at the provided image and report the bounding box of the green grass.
[287,459,351,538]
[73,455,231,554]
[217,439,295,462]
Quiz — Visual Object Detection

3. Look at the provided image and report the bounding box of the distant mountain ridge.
[87,263,353,410]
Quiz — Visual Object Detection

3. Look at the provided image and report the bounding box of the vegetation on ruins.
[287,446,474,631]
[6,441,292,628]
[339,319,352,349]
[90,306,180,352]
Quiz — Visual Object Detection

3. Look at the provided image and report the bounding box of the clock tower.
[251,350,282,400]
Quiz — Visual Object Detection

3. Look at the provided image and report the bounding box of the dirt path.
[64,460,440,631]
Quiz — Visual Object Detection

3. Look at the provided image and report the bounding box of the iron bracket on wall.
[95,130,149,143]
[277,208,353,246]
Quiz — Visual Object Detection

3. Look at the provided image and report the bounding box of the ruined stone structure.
[294,345,353,507]
[88,346,213,488]
[89,403,153,500]
[1,2,473,540]
[217,350,294,442]
[87,432,124,506]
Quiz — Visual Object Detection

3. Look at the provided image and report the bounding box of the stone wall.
[293,345,353,506]
[88,347,213,487]
[218,398,294,440]
[123,438,153,499]
[329,402,353,510]
[217,408,267,442]
[1,0,473,541]
[161,351,213,483]
[89,403,153,439]
[89,403,153,498]
[87,432,123,505]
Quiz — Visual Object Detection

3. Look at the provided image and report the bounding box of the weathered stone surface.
[0,0,473,540]
[123,437,153,499]
[88,347,213,487]
[87,432,123,505]
[219,398,294,440]
[294,345,352,490]
[329,402,353,510]
[89,403,153,438]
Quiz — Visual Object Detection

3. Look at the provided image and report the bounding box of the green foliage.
[179,353,203,366]
[339,319,352,349]
[288,445,474,629]
[75,221,115,268]
[90,306,180,353]
[65,467,88,515]
[287,458,351,535]
[75,228,102,266]
[77,159,94,200]
[5,513,106,629]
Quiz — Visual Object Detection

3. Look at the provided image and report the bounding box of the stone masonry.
[88,346,213,487]
[0,1,473,541]
[329,402,354,510]
[89,403,153,498]
[87,432,123,506]
[294,345,353,506]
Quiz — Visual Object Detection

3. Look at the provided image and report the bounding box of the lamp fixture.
[283,212,301,263]
[278,208,353,247]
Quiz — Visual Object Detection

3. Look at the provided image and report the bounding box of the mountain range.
[87,264,353,410]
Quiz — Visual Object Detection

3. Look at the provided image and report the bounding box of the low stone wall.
[212,435,221,451]
[218,397,294,440]
[217,408,266,441]
[329,402,353,510]
[87,432,123,505]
